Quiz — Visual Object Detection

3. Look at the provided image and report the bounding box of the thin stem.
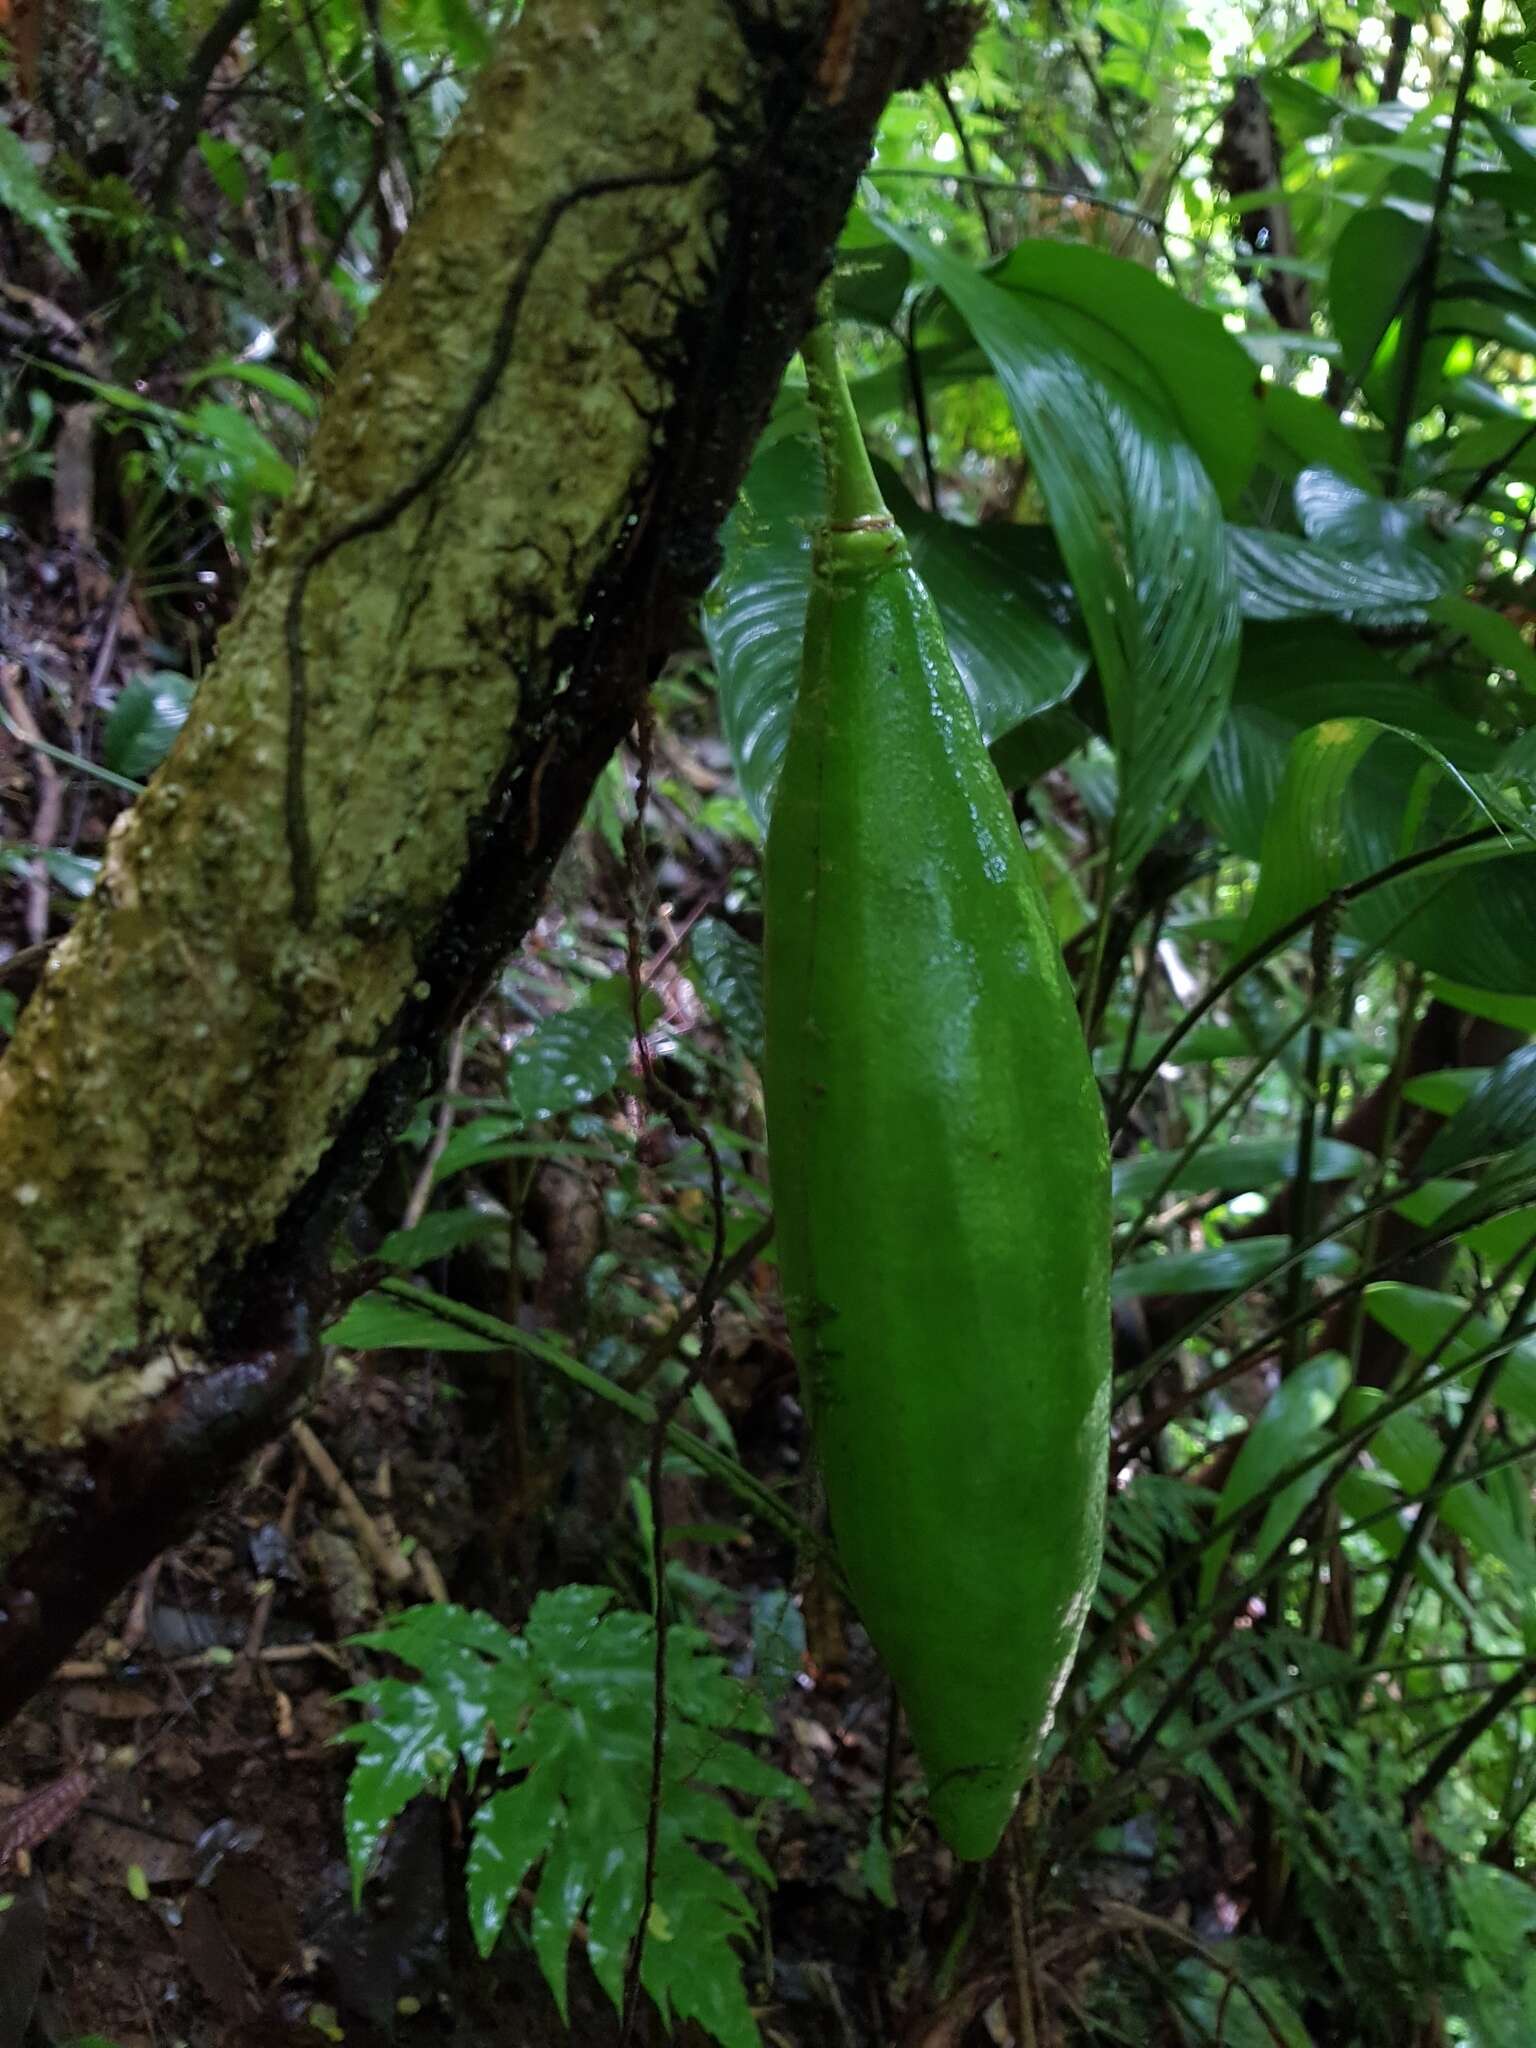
[1406,1658,1536,1817]
[868,166,1187,247]
[1114,1158,1536,1455]
[1456,418,1536,514]
[800,294,888,528]
[371,1276,823,1561]
[1380,12,1414,103]
[1282,917,1333,1370]
[1113,825,1504,1138]
[903,304,942,511]
[1065,1421,1536,1843]
[1386,0,1486,491]
[152,0,265,210]
[1107,898,1169,1127]
[1359,1244,1536,1667]
[933,80,1000,254]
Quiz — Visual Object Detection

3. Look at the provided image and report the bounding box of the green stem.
[801,292,889,528]
[369,1276,826,1563]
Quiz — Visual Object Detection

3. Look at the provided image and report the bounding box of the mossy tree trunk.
[0,0,937,1719]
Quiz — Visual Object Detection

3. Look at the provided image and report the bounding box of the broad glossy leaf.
[102,673,195,780]
[704,433,1086,822]
[505,977,638,1124]
[1199,1352,1351,1605]
[1429,978,1536,1034]
[687,920,764,1066]
[1111,1236,1354,1302]
[879,217,1240,870]
[1328,205,1459,422]
[1402,1068,1491,1116]
[1240,717,1385,949]
[879,465,1089,740]
[702,435,816,823]
[1293,469,1475,598]
[1360,1282,1536,1429]
[1428,594,1536,691]
[833,204,909,327]
[1257,384,1376,491]
[1434,416,1536,498]
[990,701,1092,790]
[1197,622,1536,990]
[1112,1135,1370,1205]
[1423,1046,1536,1172]
[986,240,1262,505]
[1228,526,1450,621]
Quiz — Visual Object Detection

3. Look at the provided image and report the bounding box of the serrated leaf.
[467,1772,565,1958]
[337,1676,465,1894]
[344,1587,799,2046]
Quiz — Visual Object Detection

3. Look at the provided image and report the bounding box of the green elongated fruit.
[763,320,1110,1861]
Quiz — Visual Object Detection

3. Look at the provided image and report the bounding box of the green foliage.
[11,0,1536,2037]
[0,127,76,271]
[339,1591,803,2048]
[101,674,194,781]
[688,920,766,1068]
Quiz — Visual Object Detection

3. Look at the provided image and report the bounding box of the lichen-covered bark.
[0,0,942,1694]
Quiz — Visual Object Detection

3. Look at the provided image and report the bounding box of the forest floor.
[0,1343,958,2048]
